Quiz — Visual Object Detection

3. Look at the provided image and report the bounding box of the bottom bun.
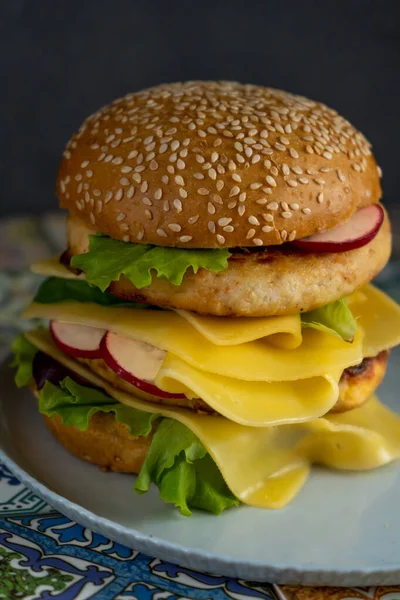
[32,385,151,473]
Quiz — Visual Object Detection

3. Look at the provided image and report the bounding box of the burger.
[12,81,400,516]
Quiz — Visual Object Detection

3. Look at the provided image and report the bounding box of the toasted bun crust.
[43,412,150,473]
[33,351,388,472]
[67,211,391,316]
[58,81,381,249]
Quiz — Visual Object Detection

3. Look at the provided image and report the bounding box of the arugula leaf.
[71,235,231,292]
[301,298,357,342]
[34,277,145,308]
[39,377,158,435]
[135,419,239,516]
[10,334,37,387]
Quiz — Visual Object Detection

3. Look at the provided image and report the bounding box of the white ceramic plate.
[1,355,400,587]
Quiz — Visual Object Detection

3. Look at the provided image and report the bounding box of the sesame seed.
[140,181,148,193]
[262,213,274,222]
[238,204,246,216]
[267,202,278,210]
[299,177,309,184]
[262,225,273,233]
[208,221,216,233]
[175,175,184,186]
[168,223,182,232]
[253,238,263,246]
[218,217,232,226]
[287,179,298,187]
[337,169,346,182]
[115,189,124,201]
[282,211,292,219]
[157,228,167,237]
[266,175,277,187]
[173,199,182,212]
[377,166,383,177]
[150,160,158,170]
[274,143,286,151]
[302,207,311,215]
[198,188,210,196]
[126,186,135,199]
[229,186,240,197]
[144,209,152,220]
[281,230,288,241]
[314,178,326,185]
[352,163,361,172]
[306,145,314,154]
[248,216,260,226]
[216,234,225,244]
[177,159,185,170]
[142,197,152,206]
[121,165,132,173]
[81,160,89,168]
[163,200,170,212]
[117,212,126,222]
[161,175,169,184]
[208,168,217,180]
[246,229,256,239]
[289,147,299,159]
[250,183,262,190]
[270,166,279,177]
[317,193,324,204]
[89,212,95,224]
[179,188,188,199]
[208,202,216,214]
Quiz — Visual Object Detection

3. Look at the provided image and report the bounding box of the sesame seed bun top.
[58,81,382,248]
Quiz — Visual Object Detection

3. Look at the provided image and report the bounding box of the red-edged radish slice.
[292,204,384,253]
[101,331,186,399]
[50,321,105,359]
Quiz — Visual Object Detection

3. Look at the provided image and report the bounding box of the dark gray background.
[1,0,399,216]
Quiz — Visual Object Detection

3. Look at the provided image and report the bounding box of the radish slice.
[292,204,384,253]
[50,321,105,359]
[101,331,186,399]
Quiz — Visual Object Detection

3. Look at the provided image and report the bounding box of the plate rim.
[2,446,400,586]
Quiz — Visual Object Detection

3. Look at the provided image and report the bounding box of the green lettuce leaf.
[71,235,231,292]
[10,334,37,387]
[301,298,357,342]
[34,277,145,308]
[39,377,158,435]
[135,419,239,516]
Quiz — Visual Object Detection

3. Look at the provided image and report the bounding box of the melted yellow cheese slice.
[176,309,303,349]
[26,329,400,509]
[156,353,340,426]
[32,258,85,280]
[22,301,363,382]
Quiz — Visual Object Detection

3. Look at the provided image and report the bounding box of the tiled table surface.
[1,213,400,600]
